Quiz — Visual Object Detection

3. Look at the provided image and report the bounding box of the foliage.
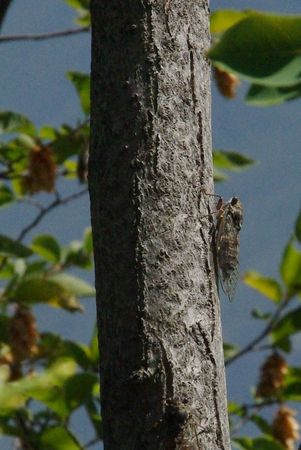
[213,150,255,182]
[0,2,100,445]
[1,1,301,449]
[209,9,301,107]
[208,8,301,450]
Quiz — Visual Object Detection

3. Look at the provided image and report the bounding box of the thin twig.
[17,188,88,242]
[0,26,90,44]
[83,437,100,449]
[231,399,278,436]
[226,294,291,366]
[17,197,44,211]
[242,399,278,410]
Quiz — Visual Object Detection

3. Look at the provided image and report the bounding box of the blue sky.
[211,0,301,441]
[1,0,301,447]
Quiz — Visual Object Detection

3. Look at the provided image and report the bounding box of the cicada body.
[206,195,243,301]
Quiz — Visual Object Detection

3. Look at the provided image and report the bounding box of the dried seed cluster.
[214,66,240,99]
[256,353,288,398]
[22,145,56,194]
[273,406,300,450]
[9,305,39,363]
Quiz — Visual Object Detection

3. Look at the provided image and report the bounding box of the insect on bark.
[204,193,243,301]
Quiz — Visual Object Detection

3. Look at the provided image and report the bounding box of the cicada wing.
[220,264,240,302]
[216,204,241,301]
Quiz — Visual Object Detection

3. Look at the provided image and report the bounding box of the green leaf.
[282,367,301,400]
[233,437,284,450]
[67,72,90,115]
[224,342,239,359]
[52,123,89,164]
[0,415,20,437]
[39,333,95,369]
[213,150,255,172]
[284,367,301,384]
[0,315,9,343]
[63,341,92,369]
[25,361,77,417]
[250,415,272,435]
[273,336,291,353]
[0,185,15,207]
[246,83,301,107]
[271,306,301,343]
[0,259,15,279]
[64,0,90,25]
[89,325,99,365]
[85,398,102,439]
[280,240,301,292]
[214,168,228,182]
[0,111,35,135]
[64,241,92,269]
[76,11,90,26]
[38,125,57,140]
[210,9,251,34]
[49,273,95,298]
[31,235,61,263]
[285,366,301,384]
[232,437,253,450]
[250,437,284,450]
[24,260,48,277]
[243,271,283,302]
[37,426,82,450]
[63,160,77,179]
[228,401,245,416]
[251,309,272,320]
[0,139,29,167]
[0,359,76,416]
[83,227,93,254]
[12,277,84,311]
[282,382,301,401]
[0,235,32,258]
[64,0,89,10]
[295,210,301,243]
[208,13,301,87]
[64,372,99,410]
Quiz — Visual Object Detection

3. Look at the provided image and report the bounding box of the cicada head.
[229,197,243,231]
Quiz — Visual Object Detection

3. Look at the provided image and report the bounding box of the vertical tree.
[89,1,231,449]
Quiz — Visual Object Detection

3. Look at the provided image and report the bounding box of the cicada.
[206,195,243,301]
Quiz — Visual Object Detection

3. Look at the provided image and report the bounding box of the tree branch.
[225,294,291,366]
[0,26,90,44]
[0,0,13,30]
[17,188,88,242]
[230,399,278,436]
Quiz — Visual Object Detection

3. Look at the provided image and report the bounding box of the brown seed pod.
[9,305,39,363]
[22,144,56,194]
[214,66,240,99]
[273,406,300,450]
[256,353,288,398]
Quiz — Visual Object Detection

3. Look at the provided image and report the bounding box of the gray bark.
[89,1,231,449]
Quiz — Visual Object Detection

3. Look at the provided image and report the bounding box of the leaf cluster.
[0,41,99,445]
[209,10,301,107]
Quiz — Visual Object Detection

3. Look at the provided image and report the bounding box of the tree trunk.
[89,1,231,449]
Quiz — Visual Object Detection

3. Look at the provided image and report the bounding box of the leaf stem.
[0,27,90,44]
[226,294,291,366]
[17,188,88,242]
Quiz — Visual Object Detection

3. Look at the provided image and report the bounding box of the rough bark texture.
[89,1,231,449]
